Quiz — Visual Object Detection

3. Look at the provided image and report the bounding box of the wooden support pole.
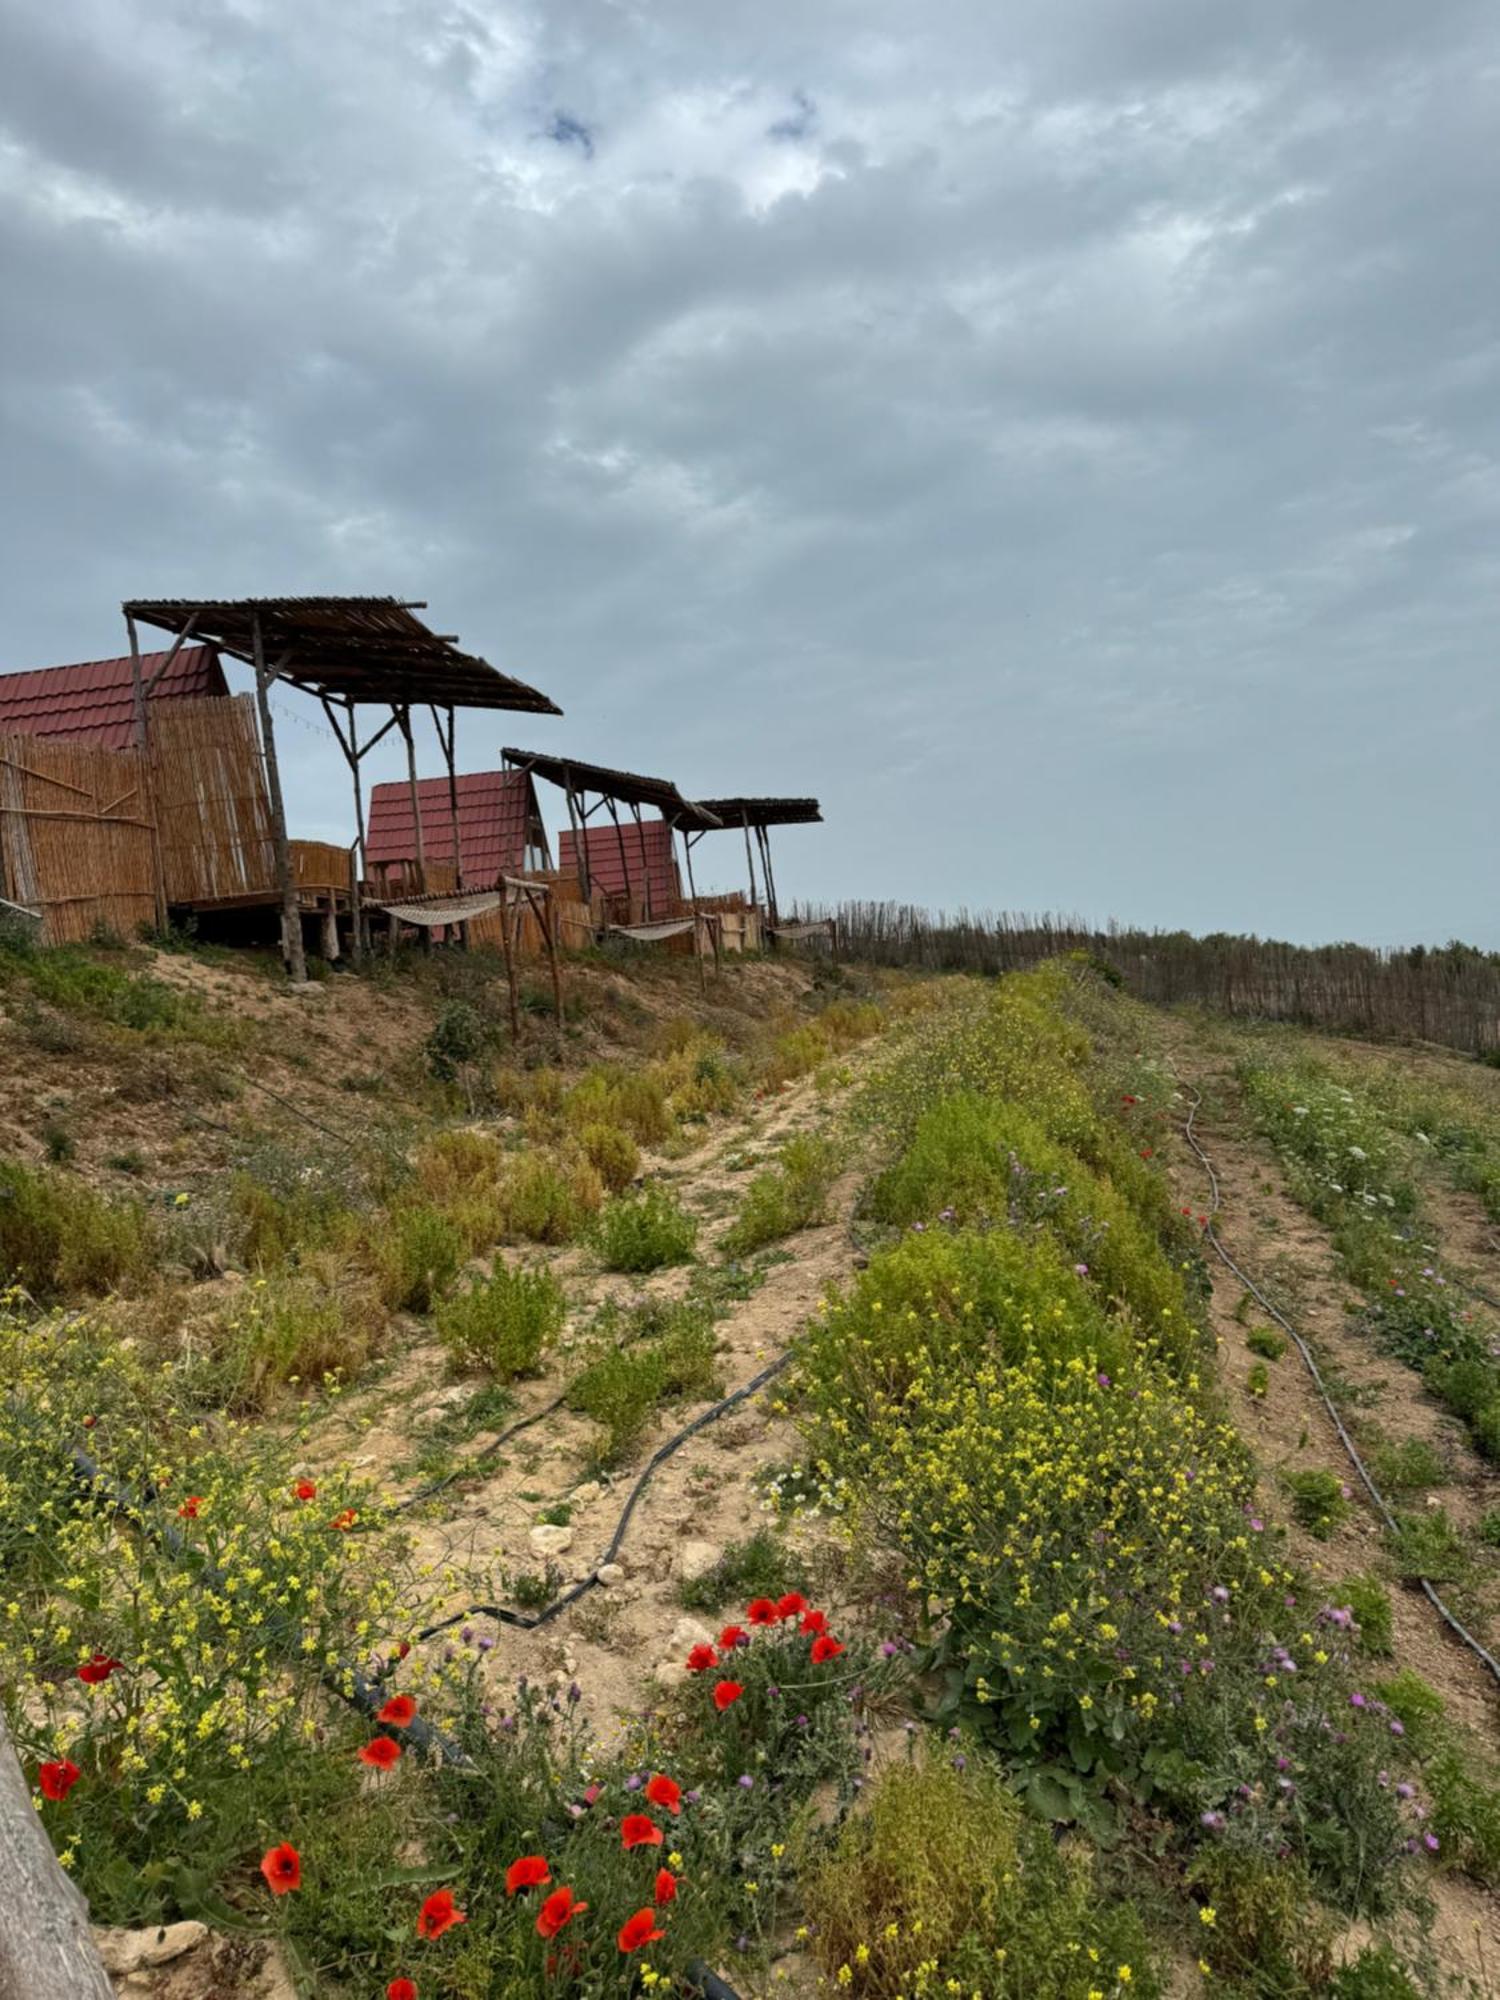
[321,697,366,963]
[629,801,654,920]
[528,886,564,1038]
[562,770,590,907]
[395,706,427,894]
[0,1714,115,2000]
[757,824,781,934]
[741,807,760,911]
[251,615,307,984]
[125,612,170,933]
[605,797,634,921]
[432,705,470,949]
[679,825,707,996]
[498,889,521,1041]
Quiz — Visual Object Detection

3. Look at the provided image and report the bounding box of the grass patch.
[566,1296,719,1465]
[677,1529,809,1612]
[1282,1465,1353,1539]
[0,1159,154,1298]
[721,1133,840,1257]
[368,1203,465,1313]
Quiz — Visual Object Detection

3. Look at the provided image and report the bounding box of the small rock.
[595,1562,626,1586]
[570,1480,605,1506]
[668,1615,715,1658]
[96,1921,207,1975]
[652,1659,685,1688]
[674,1539,723,1583]
[530,1522,574,1559]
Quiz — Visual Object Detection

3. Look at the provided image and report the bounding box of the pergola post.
[630,802,655,920]
[756,823,781,933]
[561,766,591,906]
[741,807,760,911]
[605,797,634,920]
[431,703,469,948]
[395,706,428,894]
[679,823,707,995]
[251,614,307,984]
[125,611,170,934]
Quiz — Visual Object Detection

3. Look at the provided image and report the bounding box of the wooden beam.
[628,802,654,921]
[679,824,707,996]
[561,768,591,906]
[605,797,633,922]
[0,1713,116,2000]
[742,806,760,910]
[252,615,307,983]
[140,612,199,696]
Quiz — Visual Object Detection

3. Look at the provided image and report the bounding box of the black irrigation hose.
[410,1351,794,1642]
[396,1392,570,1514]
[1176,1082,1500,1689]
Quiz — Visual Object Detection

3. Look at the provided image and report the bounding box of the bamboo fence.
[0,735,157,942]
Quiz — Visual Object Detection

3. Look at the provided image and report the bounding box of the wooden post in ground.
[756,824,781,940]
[527,885,564,1039]
[679,826,707,996]
[498,886,521,1041]
[125,611,170,934]
[741,807,760,913]
[432,704,469,949]
[561,768,591,908]
[605,798,634,922]
[251,614,306,984]
[0,1713,116,2000]
[395,707,428,893]
[629,801,655,921]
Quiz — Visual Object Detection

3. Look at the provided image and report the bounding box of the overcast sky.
[2,1,1497,946]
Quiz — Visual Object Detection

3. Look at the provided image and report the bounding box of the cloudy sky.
[2,0,1497,945]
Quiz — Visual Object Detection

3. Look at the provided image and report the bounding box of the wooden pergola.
[123,597,561,980]
[500,748,721,923]
[693,796,822,930]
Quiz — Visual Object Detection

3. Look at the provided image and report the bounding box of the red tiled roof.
[559,818,682,906]
[0,646,228,750]
[366,768,541,882]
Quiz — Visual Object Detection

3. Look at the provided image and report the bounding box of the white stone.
[530,1522,575,1559]
[674,1538,723,1583]
[668,1615,715,1657]
[96,1921,207,1975]
[570,1480,605,1506]
[595,1562,626,1585]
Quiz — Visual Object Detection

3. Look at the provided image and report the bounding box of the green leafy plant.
[434,1261,566,1378]
[1247,1325,1287,1360]
[593,1183,698,1273]
[677,1530,809,1613]
[567,1298,719,1463]
[721,1133,841,1257]
[369,1203,465,1313]
[1336,1573,1394,1656]
[1283,1466,1352,1540]
[0,1159,153,1298]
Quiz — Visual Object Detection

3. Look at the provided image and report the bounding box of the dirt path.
[1159,1027,1500,1987]
[308,1051,883,1735]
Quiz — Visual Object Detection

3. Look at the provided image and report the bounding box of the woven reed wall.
[0,735,156,943]
[149,696,275,903]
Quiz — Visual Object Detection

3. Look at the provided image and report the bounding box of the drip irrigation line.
[396,1393,570,1514]
[410,1351,794,1643]
[1175,1080,1500,1689]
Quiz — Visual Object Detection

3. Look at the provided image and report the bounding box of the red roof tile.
[366,768,543,883]
[559,818,682,907]
[0,646,228,750]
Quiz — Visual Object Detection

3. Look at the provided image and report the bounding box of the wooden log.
[499,894,522,1041]
[0,1713,115,2000]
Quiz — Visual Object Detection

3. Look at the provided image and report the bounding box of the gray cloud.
[1,0,1496,945]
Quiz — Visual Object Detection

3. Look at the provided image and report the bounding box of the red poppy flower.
[358,1735,402,1770]
[718,1623,747,1650]
[620,1813,663,1850]
[1122,1094,1138,1106]
[1139,1148,1153,1160]
[746,1597,778,1626]
[618,1909,666,1954]
[654,1868,678,1906]
[329,1508,358,1532]
[260,1843,301,1895]
[644,1774,681,1816]
[396,1641,411,1660]
[378,1694,418,1728]
[536,1886,587,1939]
[713,1680,744,1711]
[775,1592,807,1621]
[684,1643,717,1674]
[177,1496,203,1520]
[799,1609,829,1635]
[416,1889,465,1939]
[387,1981,417,2000]
[294,1479,317,1502]
[810,1635,845,1664]
[77,1654,123,1685]
[38,1759,80,1802]
[506,1855,552,1895]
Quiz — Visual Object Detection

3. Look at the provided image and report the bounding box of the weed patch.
[435,1262,565,1379]
[593,1182,698,1272]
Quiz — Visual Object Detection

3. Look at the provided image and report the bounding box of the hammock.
[767,920,836,941]
[607,917,700,943]
[375,889,508,927]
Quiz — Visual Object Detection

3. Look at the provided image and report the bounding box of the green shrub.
[1188,1849,1332,1993]
[1247,1324,1287,1360]
[423,999,494,1083]
[370,1202,464,1313]
[1330,1945,1424,2000]
[564,1067,674,1146]
[805,1756,1161,1999]
[721,1133,840,1256]
[1336,1573,1394,1656]
[577,1121,640,1193]
[212,1262,385,1410]
[498,1150,602,1244]
[593,1183,697,1272]
[1375,1671,1500,1884]
[677,1529,808,1612]
[1283,1466,1352,1539]
[435,1262,565,1378]
[567,1299,718,1463]
[0,1159,153,1298]
[1246,1360,1270,1398]
[1480,1507,1500,1546]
